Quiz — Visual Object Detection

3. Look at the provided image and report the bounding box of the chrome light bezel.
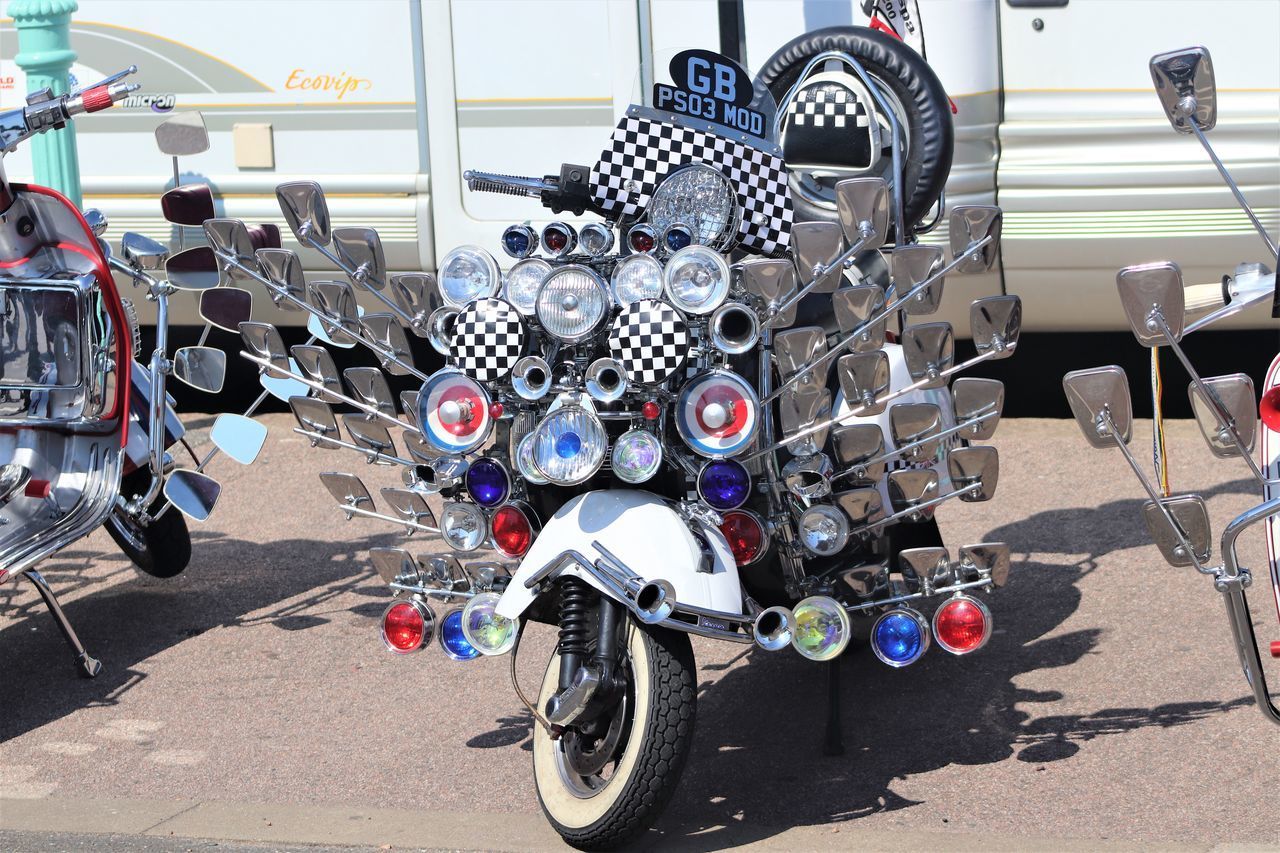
[535,264,612,343]
[438,245,500,307]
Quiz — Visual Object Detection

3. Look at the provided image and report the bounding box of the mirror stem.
[832,405,999,482]
[1188,120,1279,263]
[305,236,417,326]
[763,234,869,329]
[848,481,983,538]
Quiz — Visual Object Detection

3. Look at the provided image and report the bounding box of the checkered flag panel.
[608,299,691,386]
[787,82,871,130]
[451,297,526,383]
[591,116,793,256]
[782,80,875,171]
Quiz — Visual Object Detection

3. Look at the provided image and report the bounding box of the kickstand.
[822,658,844,757]
[24,569,102,678]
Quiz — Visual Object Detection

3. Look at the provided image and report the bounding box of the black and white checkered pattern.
[591,116,793,256]
[608,299,690,386]
[787,83,870,129]
[451,298,525,383]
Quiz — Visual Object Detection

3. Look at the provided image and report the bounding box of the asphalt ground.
[1,415,1278,851]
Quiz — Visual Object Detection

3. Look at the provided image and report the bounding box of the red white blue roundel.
[452,297,526,382]
[417,369,492,454]
[675,370,759,458]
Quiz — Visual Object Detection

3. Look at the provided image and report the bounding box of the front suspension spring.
[557,577,593,658]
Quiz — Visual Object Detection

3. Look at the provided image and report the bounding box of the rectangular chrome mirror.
[259,358,309,403]
[887,469,939,514]
[155,112,210,157]
[400,390,420,427]
[790,221,845,294]
[343,367,396,418]
[1118,261,1185,346]
[739,258,798,327]
[209,413,267,465]
[390,273,434,327]
[319,471,373,510]
[289,396,339,441]
[971,295,1022,358]
[948,445,999,502]
[899,547,951,589]
[163,469,220,522]
[835,488,884,527]
[1063,366,1133,449]
[369,547,422,586]
[239,322,289,371]
[380,488,437,529]
[334,227,387,291]
[343,414,396,456]
[832,285,887,351]
[778,383,832,457]
[1150,47,1216,134]
[1141,494,1212,567]
[361,314,415,377]
[121,232,169,271]
[773,326,827,379]
[199,287,253,332]
[1189,373,1256,457]
[900,323,955,389]
[837,351,891,416]
[952,377,1005,440]
[831,423,884,472]
[165,246,219,291]
[948,206,1002,274]
[834,177,889,251]
[403,431,435,464]
[291,345,343,402]
[173,346,226,394]
[203,219,259,283]
[839,562,887,597]
[256,248,306,311]
[277,181,331,246]
[957,542,1011,588]
[890,403,943,462]
[160,183,215,227]
[308,280,362,345]
[891,245,944,315]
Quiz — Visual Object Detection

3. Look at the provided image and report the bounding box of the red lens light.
[488,401,505,419]
[492,504,533,557]
[544,227,568,252]
[382,601,426,653]
[642,400,661,420]
[630,230,655,253]
[720,510,764,566]
[933,596,990,654]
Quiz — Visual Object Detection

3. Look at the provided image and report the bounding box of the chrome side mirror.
[121,232,169,271]
[165,246,220,291]
[155,112,210,156]
[160,183,216,226]
[1063,366,1133,448]
[948,206,1002,274]
[343,414,396,455]
[369,547,422,586]
[739,258,798,327]
[834,177,889,251]
[334,227,387,291]
[256,248,306,311]
[210,413,267,464]
[835,488,884,527]
[1141,494,1212,567]
[790,221,845,294]
[290,396,339,439]
[891,245,944,315]
[886,468,938,514]
[291,345,341,403]
[837,351,891,416]
[319,471,373,511]
[1150,46,1216,134]
[390,273,434,326]
[308,280,362,345]
[970,295,1022,358]
[203,219,260,283]
[900,322,954,389]
[832,285,887,351]
[199,287,253,332]
[890,403,943,462]
[831,424,884,477]
[276,181,332,246]
[163,469,221,522]
[957,543,1011,588]
[361,314,415,377]
[1189,373,1256,457]
[172,346,226,393]
[773,326,826,379]
[343,366,396,417]
[381,489,437,530]
[239,321,290,371]
[952,378,1005,440]
[83,208,108,237]
[948,446,999,502]
[899,547,951,588]
[1117,261,1184,346]
[778,383,832,457]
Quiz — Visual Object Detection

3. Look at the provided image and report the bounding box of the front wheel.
[104,470,192,578]
[532,620,696,850]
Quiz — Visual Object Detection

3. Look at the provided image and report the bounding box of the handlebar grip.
[1184,281,1229,314]
[80,86,113,113]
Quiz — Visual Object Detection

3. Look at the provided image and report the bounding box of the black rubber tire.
[105,470,192,579]
[755,25,954,231]
[533,621,696,850]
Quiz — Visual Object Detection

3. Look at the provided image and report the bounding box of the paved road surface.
[1,416,1277,851]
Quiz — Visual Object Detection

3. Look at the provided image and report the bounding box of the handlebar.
[463,163,602,216]
[2,67,138,153]
[1184,280,1230,315]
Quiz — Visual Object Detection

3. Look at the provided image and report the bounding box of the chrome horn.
[709,301,760,355]
[513,355,552,401]
[752,606,794,651]
[585,357,628,403]
[426,306,459,356]
[634,579,677,625]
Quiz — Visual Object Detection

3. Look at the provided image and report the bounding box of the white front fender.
[494,489,743,620]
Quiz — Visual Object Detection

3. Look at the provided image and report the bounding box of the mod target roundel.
[417,368,493,454]
[675,369,760,458]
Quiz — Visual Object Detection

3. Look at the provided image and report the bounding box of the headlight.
[461,591,518,656]
[664,245,730,315]
[438,246,500,307]
[531,404,607,485]
[441,501,488,552]
[648,164,739,251]
[502,258,549,316]
[611,254,664,307]
[611,428,663,484]
[536,265,610,342]
[516,432,549,485]
[797,505,849,557]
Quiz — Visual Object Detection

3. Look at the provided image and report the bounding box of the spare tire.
[756,26,954,232]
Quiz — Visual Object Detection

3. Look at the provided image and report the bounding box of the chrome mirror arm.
[762,233,870,330]
[333,501,440,536]
[1185,119,1279,264]
[832,404,999,483]
[847,481,984,539]
[300,233,419,328]
[292,427,415,468]
[1217,496,1280,726]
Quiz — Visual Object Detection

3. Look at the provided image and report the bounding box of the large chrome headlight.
[664,245,730,315]
[536,265,610,342]
[502,258,549,316]
[611,254,664,307]
[439,246,500,307]
[648,164,739,251]
[531,404,607,485]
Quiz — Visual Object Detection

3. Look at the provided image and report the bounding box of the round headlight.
[438,246,500,307]
[611,428,663,484]
[664,245,730,315]
[417,369,492,454]
[648,164,739,251]
[697,459,752,510]
[516,432,549,485]
[465,457,510,508]
[440,501,489,553]
[536,265,610,342]
[791,595,851,662]
[502,258,550,316]
[611,254,664,307]
[531,404,607,485]
[797,504,849,557]
[674,370,759,458]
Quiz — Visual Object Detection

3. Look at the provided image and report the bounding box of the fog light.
[797,504,849,556]
[933,594,991,655]
[719,509,767,566]
[465,457,510,508]
[697,459,751,510]
[441,502,488,552]
[612,428,663,484]
[461,591,518,656]
[790,595,850,662]
[491,502,535,558]
[381,599,434,654]
[872,607,930,667]
[438,608,481,660]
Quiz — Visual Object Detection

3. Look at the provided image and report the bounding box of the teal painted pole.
[8,0,81,207]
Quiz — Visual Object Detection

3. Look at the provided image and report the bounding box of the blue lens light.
[697,459,751,510]
[665,226,693,252]
[555,431,582,459]
[439,608,481,661]
[872,609,929,667]
[503,227,532,257]
[465,457,509,508]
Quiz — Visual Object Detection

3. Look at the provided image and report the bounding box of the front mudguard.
[495,489,744,621]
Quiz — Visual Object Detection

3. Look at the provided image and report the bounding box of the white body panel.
[495,489,743,620]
